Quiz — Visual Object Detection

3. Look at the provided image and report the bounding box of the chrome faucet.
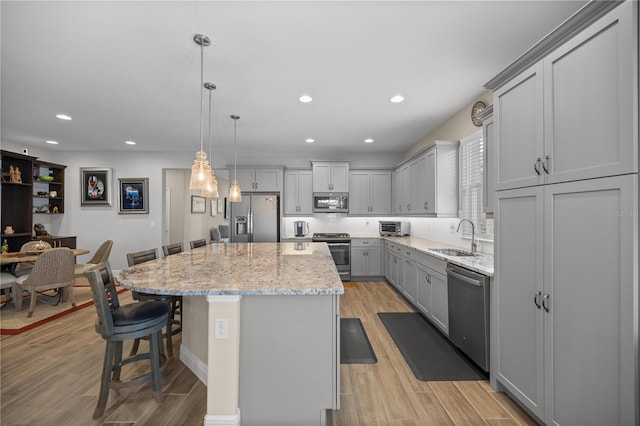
[457,219,477,254]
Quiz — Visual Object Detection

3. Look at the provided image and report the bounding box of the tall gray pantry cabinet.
[487,1,638,425]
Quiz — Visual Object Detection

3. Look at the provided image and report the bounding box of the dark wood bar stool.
[189,238,207,249]
[85,262,169,419]
[126,248,181,357]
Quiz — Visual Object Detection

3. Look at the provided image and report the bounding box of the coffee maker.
[294,221,309,237]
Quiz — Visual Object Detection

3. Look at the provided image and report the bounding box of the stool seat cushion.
[112,301,170,327]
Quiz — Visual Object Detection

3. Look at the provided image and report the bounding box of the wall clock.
[471,101,486,127]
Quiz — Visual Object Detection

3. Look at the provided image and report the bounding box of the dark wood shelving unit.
[1,150,68,252]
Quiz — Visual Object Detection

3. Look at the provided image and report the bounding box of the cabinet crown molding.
[484,0,622,90]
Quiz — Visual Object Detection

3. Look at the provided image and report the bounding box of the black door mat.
[377,312,487,381]
[340,318,377,364]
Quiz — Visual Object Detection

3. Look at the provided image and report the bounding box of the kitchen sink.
[429,248,476,257]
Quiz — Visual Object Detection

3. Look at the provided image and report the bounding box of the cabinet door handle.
[424,202,428,210]
[542,155,550,174]
[533,158,541,175]
[542,293,550,312]
[407,204,411,211]
[534,291,542,309]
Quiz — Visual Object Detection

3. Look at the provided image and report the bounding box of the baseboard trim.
[179,343,207,385]
[204,409,240,426]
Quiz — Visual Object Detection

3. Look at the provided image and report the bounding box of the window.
[459,130,493,240]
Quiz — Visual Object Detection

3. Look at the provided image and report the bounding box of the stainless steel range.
[312,233,351,281]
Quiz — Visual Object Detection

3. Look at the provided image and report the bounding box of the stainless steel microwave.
[313,193,348,213]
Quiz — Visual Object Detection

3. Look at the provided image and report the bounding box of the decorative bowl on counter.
[38,175,54,182]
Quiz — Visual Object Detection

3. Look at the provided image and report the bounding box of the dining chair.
[15,247,75,317]
[126,248,181,357]
[218,224,230,241]
[13,240,52,277]
[74,240,113,278]
[189,238,207,249]
[162,242,183,257]
[0,272,18,309]
[84,262,169,419]
[210,227,222,242]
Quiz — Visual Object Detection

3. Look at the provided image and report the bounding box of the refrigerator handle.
[249,208,253,242]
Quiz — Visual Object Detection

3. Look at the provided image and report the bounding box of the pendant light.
[200,82,219,198]
[228,115,242,202]
[189,34,213,191]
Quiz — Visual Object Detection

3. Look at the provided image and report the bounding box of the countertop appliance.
[379,221,410,236]
[294,220,309,237]
[313,193,348,213]
[312,232,351,281]
[447,263,490,372]
[230,194,280,243]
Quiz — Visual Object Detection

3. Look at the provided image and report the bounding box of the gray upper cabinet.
[312,162,349,193]
[284,170,313,215]
[235,167,283,192]
[494,1,636,191]
[349,170,392,215]
[395,141,458,217]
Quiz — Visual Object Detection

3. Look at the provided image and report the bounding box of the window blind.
[459,131,493,240]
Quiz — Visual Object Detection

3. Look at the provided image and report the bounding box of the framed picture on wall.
[118,178,148,214]
[80,167,112,206]
[210,198,217,217]
[224,197,230,219]
[191,195,206,214]
[218,198,224,214]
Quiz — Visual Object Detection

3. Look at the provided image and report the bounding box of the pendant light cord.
[199,42,205,154]
[233,117,238,182]
[208,85,213,160]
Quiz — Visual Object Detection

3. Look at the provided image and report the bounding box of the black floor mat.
[340,318,377,364]
[377,312,487,381]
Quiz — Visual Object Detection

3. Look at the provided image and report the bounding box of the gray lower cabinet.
[351,238,383,278]
[495,175,636,424]
[384,240,449,336]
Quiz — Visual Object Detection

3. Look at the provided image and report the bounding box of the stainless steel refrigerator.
[230,194,280,242]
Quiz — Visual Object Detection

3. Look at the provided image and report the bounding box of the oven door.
[327,242,351,281]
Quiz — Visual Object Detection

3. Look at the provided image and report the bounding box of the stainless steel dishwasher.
[447,263,490,372]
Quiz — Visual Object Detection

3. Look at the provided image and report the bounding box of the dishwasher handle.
[447,267,483,287]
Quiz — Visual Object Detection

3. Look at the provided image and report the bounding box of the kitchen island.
[117,242,343,426]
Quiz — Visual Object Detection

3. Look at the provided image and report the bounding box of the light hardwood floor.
[0,281,535,425]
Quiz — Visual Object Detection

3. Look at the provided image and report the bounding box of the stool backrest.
[218,225,230,239]
[162,242,183,257]
[189,239,207,249]
[85,262,119,337]
[22,248,74,290]
[126,248,158,267]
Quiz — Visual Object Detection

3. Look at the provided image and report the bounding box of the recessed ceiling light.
[125,140,136,145]
[299,95,313,103]
[390,95,405,103]
[364,138,374,143]
[305,138,315,143]
[45,140,58,145]
[55,114,72,120]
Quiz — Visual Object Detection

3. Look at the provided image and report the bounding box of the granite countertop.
[381,236,494,276]
[117,242,344,296]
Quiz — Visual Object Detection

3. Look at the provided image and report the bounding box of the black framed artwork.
[80,167,112,206]
[191,195,206,214]
[118,178,149,214]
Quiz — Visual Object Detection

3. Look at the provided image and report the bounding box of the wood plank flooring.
[0,281,535,425]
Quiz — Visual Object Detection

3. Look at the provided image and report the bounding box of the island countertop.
[117,242,344,296]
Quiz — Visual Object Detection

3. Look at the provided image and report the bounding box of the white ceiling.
[1,1,586,164]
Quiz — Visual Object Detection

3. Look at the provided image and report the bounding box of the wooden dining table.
[0,248,90,265]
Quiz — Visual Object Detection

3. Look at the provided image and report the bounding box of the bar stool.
[189,238,207,249]
[126,248,181,357]
[84,262,169,419]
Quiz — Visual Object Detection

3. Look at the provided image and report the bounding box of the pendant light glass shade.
[228,115,242,202]
[200,82,219,198]
[189,34,214,191]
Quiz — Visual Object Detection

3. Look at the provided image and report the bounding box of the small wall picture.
[217,198,224,214]
[80,167,112,206]
[210,198,218,217]
[118,178,149,214]
[191,195,206,214]
[224,197,230,219]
